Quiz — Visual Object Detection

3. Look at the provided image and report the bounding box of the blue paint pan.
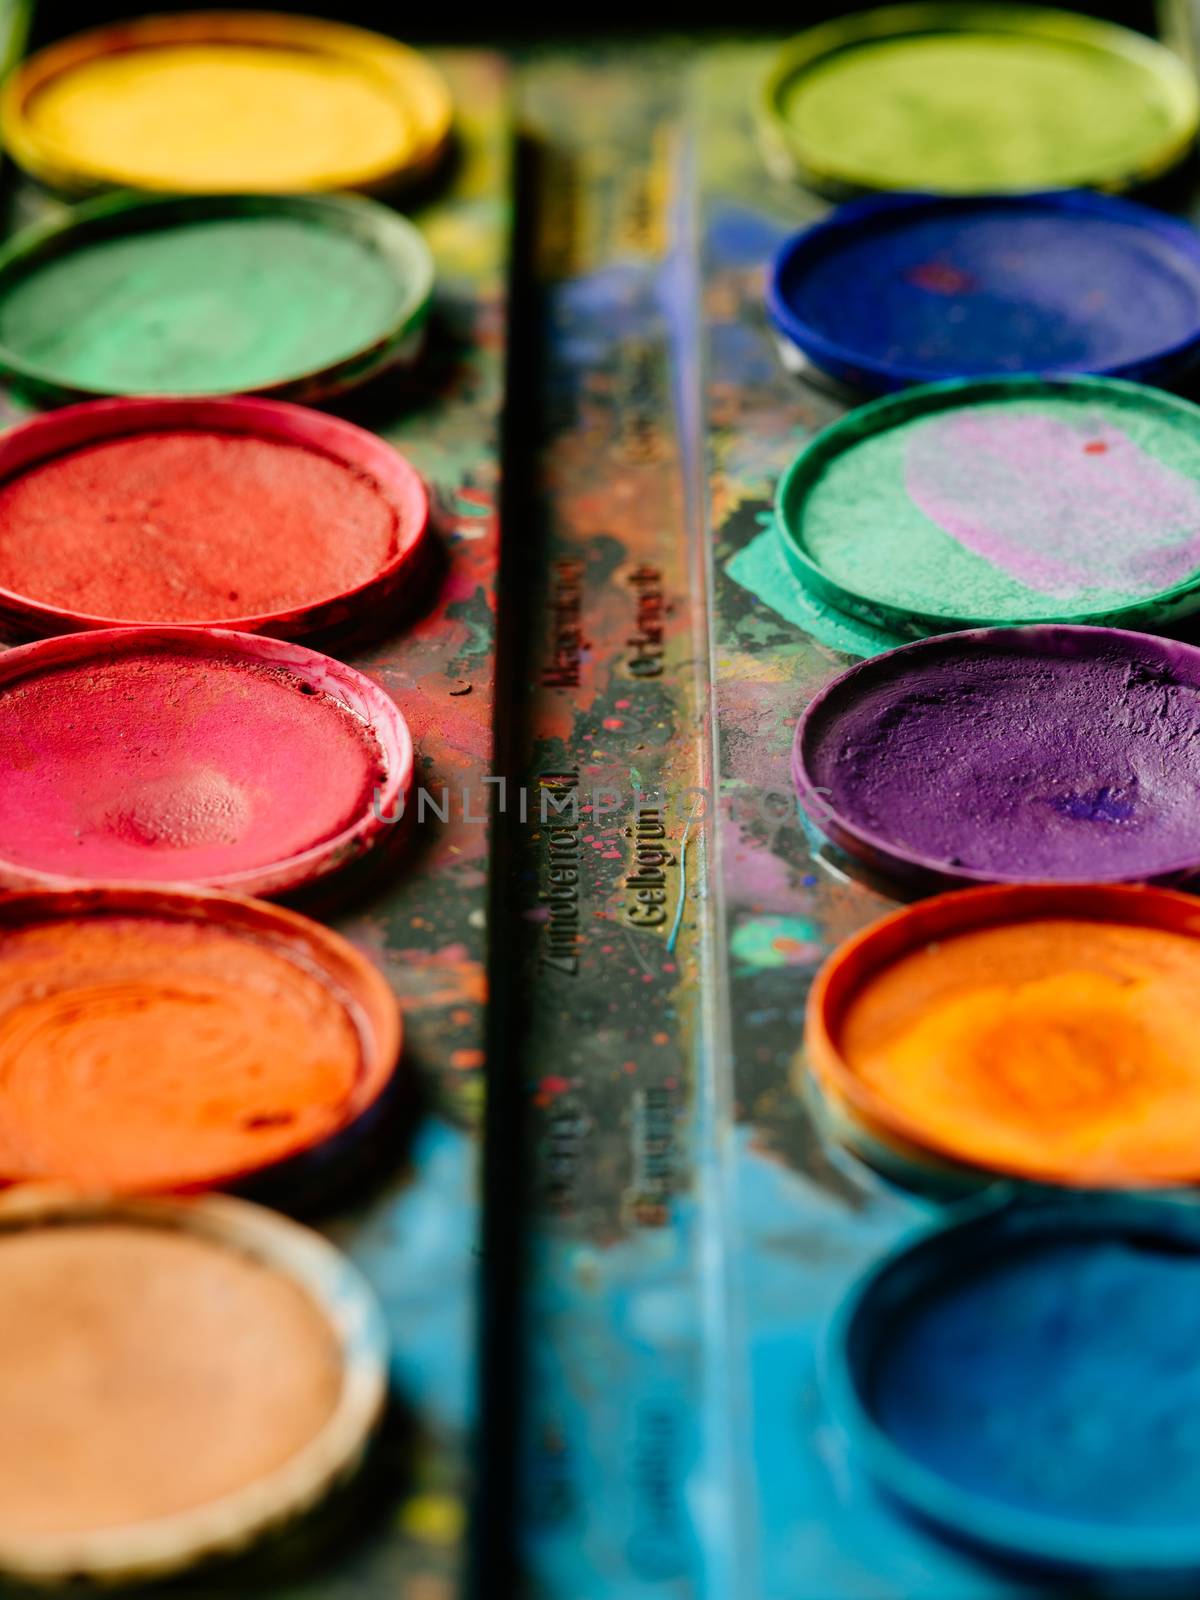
[825,1195,1200,1577]
[768,192,1200,395]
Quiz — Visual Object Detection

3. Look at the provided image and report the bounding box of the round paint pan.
[795,626,1200,889]
[767,191,1200,395]
[760,4,1200,196]
[0,627,413,898]
[0,1187,386,1587]
[0,193,434,406]
[0,398,431,639]
[0,887,401,1199]
[1,11,451,197]
[826,1194,1200,1576]
[775,375,1200,637]
[807,882,1200,1189]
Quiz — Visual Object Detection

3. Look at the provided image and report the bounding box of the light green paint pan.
[774,375,1200,637]
[0,192,434,406]
[760,4,1200,196]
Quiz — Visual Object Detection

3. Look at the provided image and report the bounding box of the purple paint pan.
[794,626,1200,888]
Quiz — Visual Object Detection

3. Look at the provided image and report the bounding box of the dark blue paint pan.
[768,192,1200,395]
[825,1195,1200,1577]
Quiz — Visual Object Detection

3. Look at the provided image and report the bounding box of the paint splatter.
[730,915,823,971]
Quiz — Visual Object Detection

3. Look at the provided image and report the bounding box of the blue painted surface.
[768,192,1200,395]
[331,1115,477,1427]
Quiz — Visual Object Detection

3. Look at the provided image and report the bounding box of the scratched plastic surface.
[507,54,720,1598]
[0,29,510,1599]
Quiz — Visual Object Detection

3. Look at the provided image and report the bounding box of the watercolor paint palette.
[695,32,1200,1600]
[6,9,1200,1599]
[0,36,508,1591]
[0,11,494,1590]
[0,194,434,404]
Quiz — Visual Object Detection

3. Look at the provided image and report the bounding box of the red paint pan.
[0,397,432,641]
[0,627,413,898]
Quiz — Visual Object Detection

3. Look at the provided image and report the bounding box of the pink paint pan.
[0,627,413,897]
[0,397,432,641]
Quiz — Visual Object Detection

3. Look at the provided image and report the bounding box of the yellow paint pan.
[1,11,453,196]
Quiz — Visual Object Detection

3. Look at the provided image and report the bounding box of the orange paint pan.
[807,884,1200,1189]
[0,888,401,1202]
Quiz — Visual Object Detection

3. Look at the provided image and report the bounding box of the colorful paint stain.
[726,522,901,656]
[730,914,823,970]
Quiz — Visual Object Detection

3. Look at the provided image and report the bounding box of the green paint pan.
[0,191,434,405]
[774,375,1200,637]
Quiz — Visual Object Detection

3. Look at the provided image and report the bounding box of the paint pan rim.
[0,192,435,405]
[0,1186,387,1585]
[0,886,402,1197]
[0,396,431,639]
[759,2,1200,195]
[0,9,453,197]
[802,1063,986,1198]
[0,625,414,898]
[793,623,1200,889]
[824,1193,1200,1574]
[766,190,1200,394]
[773,373,1200,632]
[806,881,1200,1187]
